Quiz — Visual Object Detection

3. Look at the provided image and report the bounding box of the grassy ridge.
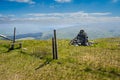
[0,38,120,80]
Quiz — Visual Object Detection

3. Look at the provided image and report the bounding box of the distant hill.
[8,32,43,40]
[42,22,120,40]
[1,22,119,40]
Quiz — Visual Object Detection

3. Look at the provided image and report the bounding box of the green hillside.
[0,38,120,80]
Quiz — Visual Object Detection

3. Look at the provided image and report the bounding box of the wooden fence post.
[10,27,16,50]
[52,29,58,59]
[54,30,58,59]
[52,37,55,59]
[13,27,16,43]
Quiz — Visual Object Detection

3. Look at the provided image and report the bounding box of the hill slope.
[42,23,120,40]
[0,37,120,80]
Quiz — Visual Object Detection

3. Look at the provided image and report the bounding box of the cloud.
[8,0,35,4]
[0,15,11,23]
[0,14,3,17]
[54,0,72,3]
[89,12,111,16]
[0,12,120,26]
[112,0,119,3]
[26,12,112,20]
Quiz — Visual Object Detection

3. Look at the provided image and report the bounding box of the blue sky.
[0,0,120,34]
[0,0,120,15]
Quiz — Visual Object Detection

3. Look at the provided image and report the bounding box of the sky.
[0,0,120,34]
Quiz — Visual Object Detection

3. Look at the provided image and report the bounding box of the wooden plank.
[0,34,12,41]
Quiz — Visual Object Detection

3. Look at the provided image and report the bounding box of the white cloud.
[8,0,35,4]
[0,12,120,26]
[0,14,3,17]
[8,15,15,17]
[27,12,111,17]
[89,12,111,16]
[55,0,72,3]
[112,0,119,3]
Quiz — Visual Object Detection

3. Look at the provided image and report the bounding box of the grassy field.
[0,38,120,80]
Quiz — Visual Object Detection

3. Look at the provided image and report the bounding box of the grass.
[0,37,120,80]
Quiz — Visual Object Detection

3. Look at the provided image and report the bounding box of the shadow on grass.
[7,47,21,52]
[83,67,120,78]
[20,50,53,70]
[35,58,53,70]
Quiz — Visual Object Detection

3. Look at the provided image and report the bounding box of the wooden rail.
[0,34,12,41]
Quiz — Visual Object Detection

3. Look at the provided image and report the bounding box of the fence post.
[52,37,55,59]
[54,29,58,59]
[19,43,22,49]
[10,27,16,50]
[13,27,16,43]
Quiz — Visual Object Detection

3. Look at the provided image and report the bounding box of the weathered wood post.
[13,27,16,43]
[19,43,22,49]
[54,29,58,59]
[10,27,16,50]
[52,37,55,59]
[52,29,58,59]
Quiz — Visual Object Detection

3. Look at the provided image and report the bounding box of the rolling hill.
[8,32,43,40]
[0,37,120,80]
[42,22,120,40]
